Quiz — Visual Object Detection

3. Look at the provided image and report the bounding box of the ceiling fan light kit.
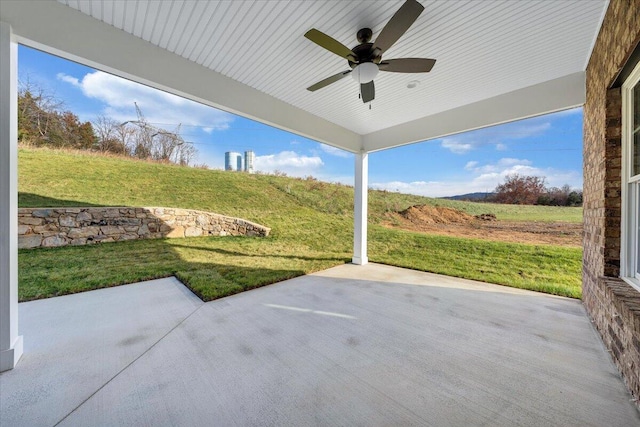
[304,0,436,104]
[351,62,379,84]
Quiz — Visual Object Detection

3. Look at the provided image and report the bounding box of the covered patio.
[2,264,638,426]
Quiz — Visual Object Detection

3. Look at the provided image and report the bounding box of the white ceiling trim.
[0,0,362,152]
[363,72,585,153]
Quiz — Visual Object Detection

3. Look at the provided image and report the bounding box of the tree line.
[17,80,197,166]
[491,174,583,206]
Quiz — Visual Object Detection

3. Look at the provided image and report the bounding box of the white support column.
[0,21,23,372]
[352,152,368,265]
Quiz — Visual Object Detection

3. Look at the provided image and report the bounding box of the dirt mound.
[387,205,581,247]
[475,213,497,221]
[399,205,474,225]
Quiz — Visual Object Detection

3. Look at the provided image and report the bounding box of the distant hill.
[441,192,495,201]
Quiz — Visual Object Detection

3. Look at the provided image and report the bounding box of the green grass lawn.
[18,147,583,301]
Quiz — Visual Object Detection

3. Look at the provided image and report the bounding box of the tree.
[540,184,572,206]
[18,80,63,145]
[59,111,96,149]
[18,79,96,149]
[493,174,546,205]
[18,81,198,167]
[92,115,127,154]
[566,191,583,206]
[537,185,583,206]
[176,142,196,166]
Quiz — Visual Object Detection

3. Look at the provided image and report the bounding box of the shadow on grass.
[18,193,104,208]
[18,237,348,303]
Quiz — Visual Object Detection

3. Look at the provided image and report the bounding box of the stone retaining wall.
[18,207,270,249]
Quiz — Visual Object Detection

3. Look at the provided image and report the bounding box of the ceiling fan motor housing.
[349,40,381,68]
[356,27,373,43]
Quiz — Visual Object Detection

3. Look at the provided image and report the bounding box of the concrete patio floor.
[1,263,638,426]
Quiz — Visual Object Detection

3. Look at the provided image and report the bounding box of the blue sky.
[18,45,583,197]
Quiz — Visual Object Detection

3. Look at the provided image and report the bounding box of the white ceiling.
[1,0,607,153]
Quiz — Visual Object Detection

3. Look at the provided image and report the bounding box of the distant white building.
[244,150,255,174]
[225,150,255,172]
[224,151,242,171]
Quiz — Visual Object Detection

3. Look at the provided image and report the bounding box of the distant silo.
[225,151,242,171]
[244,150,255,173]
[237,155,244,172]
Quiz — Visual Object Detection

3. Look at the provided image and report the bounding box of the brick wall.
[604,87,622,277]
[593,277,640,400]
[583,0,640,403]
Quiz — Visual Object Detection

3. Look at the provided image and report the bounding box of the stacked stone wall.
[583,0,640,404]
[18,207,270,249]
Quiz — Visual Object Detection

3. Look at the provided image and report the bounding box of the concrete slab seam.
[51,303,205,426]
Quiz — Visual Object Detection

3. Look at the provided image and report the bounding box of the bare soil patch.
[386,205,582,247]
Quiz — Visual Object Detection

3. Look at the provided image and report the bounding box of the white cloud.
[56,73,80,87]
[438,121,552,154]
[57,71,234,131]
[319,143,352,158]
[498,158,532,167]
[441,138,474,154]
[372,157,582,198]
[254,151,324,177]
[464,161,478,170]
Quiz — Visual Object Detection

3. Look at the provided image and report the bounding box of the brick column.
[604,87,622,277]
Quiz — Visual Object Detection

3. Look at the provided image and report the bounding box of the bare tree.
[18,77,96,149]
[18,77,65,143]
[18,85,198,166]
[93,115,122,153]
[152,125,184,162]
[176,142,196,166]
[115,122,137,155]
[124,103,195,164]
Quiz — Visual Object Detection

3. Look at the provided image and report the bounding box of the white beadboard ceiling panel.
[4,0,607,149]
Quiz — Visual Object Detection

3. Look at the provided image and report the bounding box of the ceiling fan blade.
[304,29,356,61]
[307,70,352,92]
[373,0,424,55]
[379,58,436,73]
[361,81,375,103]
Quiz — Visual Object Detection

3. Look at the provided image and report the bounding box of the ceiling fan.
[304,0,436,104]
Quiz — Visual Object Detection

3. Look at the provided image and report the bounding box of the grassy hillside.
[18,147,583,300]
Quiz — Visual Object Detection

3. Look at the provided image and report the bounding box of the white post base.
[0,335,23,372]
[351,256,369,265]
